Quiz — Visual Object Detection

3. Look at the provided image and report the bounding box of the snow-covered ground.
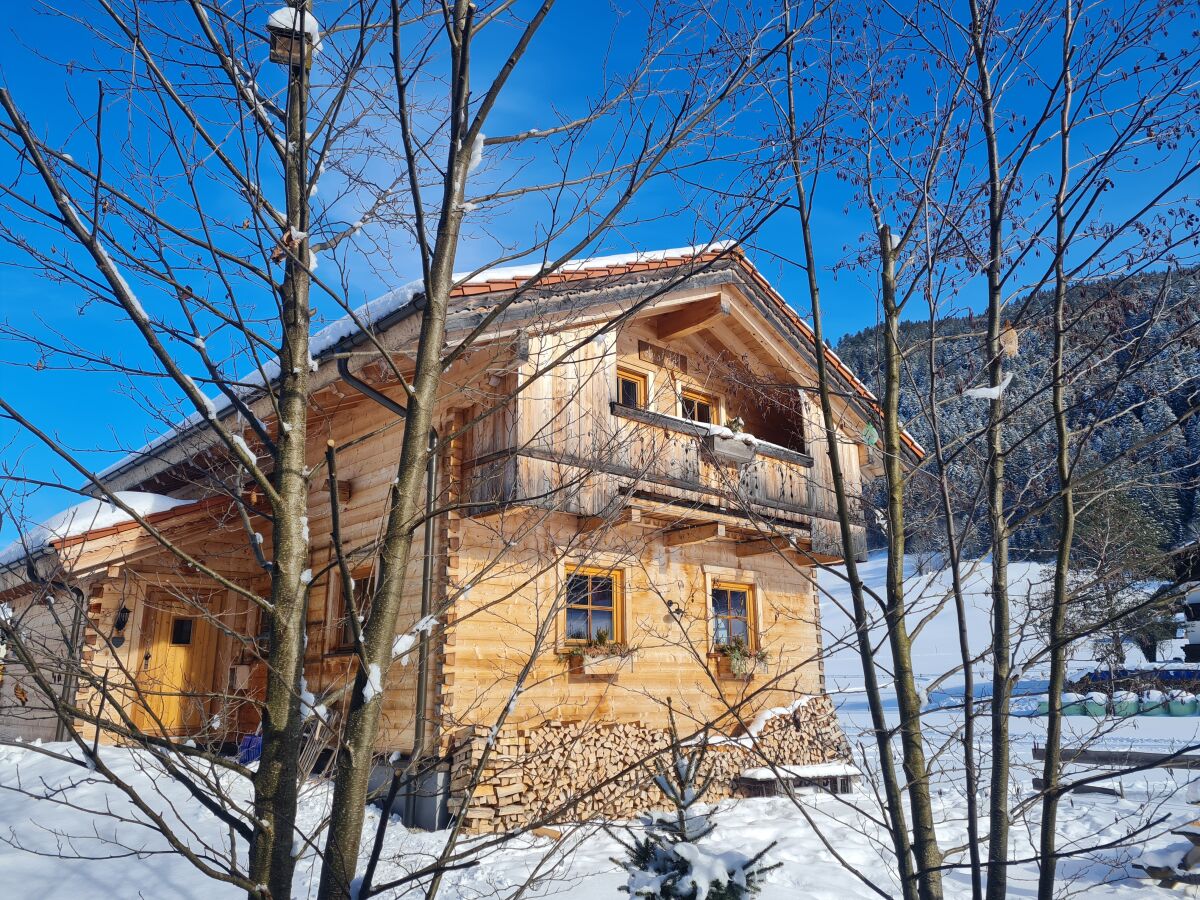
[2,555,1198,898]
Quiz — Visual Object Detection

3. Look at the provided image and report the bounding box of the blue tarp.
[238,734,263,764]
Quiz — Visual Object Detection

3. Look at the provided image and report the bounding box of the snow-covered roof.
[91,240,920,489]
[0,492,192,568]
[266,7,323,51]
[93,243,732,484]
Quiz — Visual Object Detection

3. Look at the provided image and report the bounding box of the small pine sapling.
[611,704,778,899]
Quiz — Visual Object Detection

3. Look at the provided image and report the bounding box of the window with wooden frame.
[170,616,194,646]
[564,566,623,643]
[710,580,755,650]
[680,387,716,424]
[336,568,376,650]
[616,368,648,409]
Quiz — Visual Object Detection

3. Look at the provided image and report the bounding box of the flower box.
[560,644,636,677]
[703,431,758,466]
[714,653,768,680]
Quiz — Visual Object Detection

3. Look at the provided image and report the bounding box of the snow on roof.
[94,243,730,482]
[0,492,192,567]
[449,241,733,286]
[740,761,861,781]
[266,7,323,51]
[91,239,918,485]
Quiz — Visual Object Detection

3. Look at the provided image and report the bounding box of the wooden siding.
[6,279,878,751]
[440,509,824,736]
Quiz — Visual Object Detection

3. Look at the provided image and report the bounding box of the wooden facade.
[0,247,912,824]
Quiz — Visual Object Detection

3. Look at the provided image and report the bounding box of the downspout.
[336,357,438,824]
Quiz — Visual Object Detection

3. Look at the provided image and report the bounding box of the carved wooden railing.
[464,403,866,559]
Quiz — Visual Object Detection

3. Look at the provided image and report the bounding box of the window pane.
[591,576,613,608]
[566,608,589,641]
[590,610,614,640]
[355,578,374,609]
[728,617,749,642]
[695,401,712,424]
[170,617,193,646]
[712,588,729,615]
[728,590,747,616]
[566,574,590,606]
[682,397,697,420]
[619,377,640,407]
[713,618,729,645]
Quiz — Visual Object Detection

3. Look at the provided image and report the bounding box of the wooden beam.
[578,508,642,533]
[655,296,728,342]
[789,538,842,566]
[664,522,725,547]
[734,536,793,558]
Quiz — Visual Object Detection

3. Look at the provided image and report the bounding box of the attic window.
[616,369,647,409]
[680,389,715,424]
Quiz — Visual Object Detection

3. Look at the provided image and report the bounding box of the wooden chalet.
[0,243,918,829]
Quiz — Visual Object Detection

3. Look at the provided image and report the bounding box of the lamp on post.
[267,6,321,70]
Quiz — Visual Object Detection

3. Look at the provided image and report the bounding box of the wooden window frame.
[333,565,376,652]
[616,367,648,410]
[709,579,757,652]
[563,564,625,645]
[680,387,717,425]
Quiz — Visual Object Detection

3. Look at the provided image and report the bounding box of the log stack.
[447,694,849,833]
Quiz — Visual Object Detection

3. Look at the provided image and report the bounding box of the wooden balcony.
[463,402,866,560]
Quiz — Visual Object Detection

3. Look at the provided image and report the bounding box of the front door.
[136,596,217,735]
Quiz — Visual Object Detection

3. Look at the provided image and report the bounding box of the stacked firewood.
[447,694,849,833]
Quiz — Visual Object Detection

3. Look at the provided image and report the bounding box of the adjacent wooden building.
[0,244,917,828]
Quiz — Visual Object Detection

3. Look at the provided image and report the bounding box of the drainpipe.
[336,357,438,823]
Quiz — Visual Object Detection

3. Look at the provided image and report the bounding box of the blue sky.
[0,2,883,540]
[1,1,1195,539]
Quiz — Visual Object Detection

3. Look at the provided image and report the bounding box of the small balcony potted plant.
[713,636,769,679]
[558,629,636,676]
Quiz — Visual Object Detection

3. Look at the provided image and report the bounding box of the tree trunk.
[1037,7,1076,895]
[316,8,474,896]
[781,50,918,889]
[966,3,1014,893]
[250,43,313,900]
[927,306,983,900]
[880,226,945,900]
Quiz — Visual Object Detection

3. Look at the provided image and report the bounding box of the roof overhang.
[90,244,920,495]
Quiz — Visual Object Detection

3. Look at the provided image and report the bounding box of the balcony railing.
[464,402,865,560]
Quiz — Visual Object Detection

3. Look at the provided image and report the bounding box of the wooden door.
[136,596,217,735]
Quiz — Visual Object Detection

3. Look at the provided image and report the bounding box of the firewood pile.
[447,694,849,833]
